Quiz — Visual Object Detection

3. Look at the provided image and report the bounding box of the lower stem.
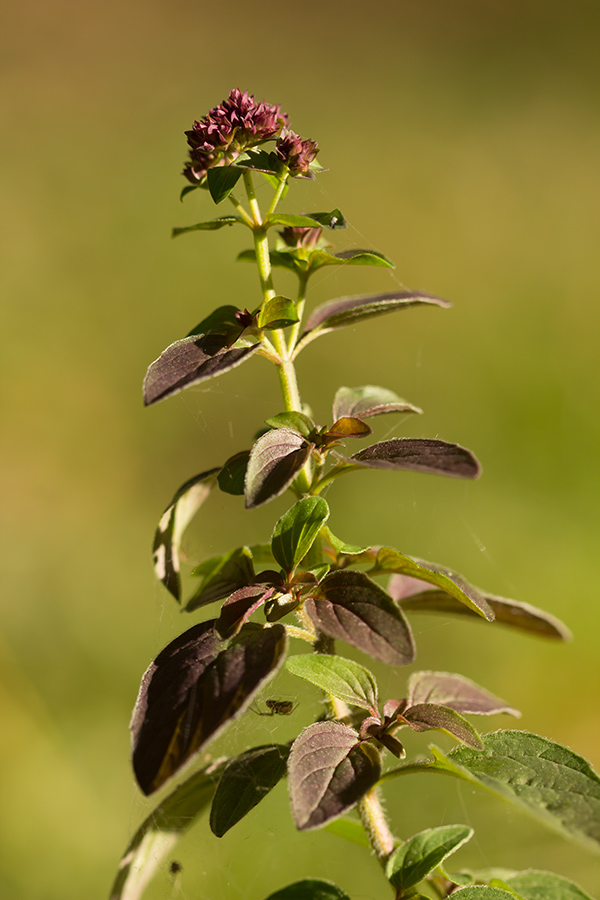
[357,788,396,866]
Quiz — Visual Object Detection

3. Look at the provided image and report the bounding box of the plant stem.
[357,788,396,866]
[266,172,289,216]
[227,193,254,227]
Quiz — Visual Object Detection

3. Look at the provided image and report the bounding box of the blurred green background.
[2,0,599,896]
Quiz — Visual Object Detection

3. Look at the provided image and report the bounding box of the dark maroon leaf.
[390,576,571,640]
[245,428,313,509]
[303,291,450,335]
[349,439,481,479]
[403,703,484,750]
[209,744,289,837]
[332,385,422,421]
[216,585,274,639]
[185,546,254,612]
[152,469,220,602]
[264,880,352,900]
[407,671,520,717]
[218,451,250,495]
[131,621,287,794]
[288,721,381,830]
[143,333,261,406]
[304,570,415,665]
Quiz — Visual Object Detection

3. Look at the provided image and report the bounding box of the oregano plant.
[110,90,600,900]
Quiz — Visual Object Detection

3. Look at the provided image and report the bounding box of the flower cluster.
[184,89,287,183]
[275,129,319,178]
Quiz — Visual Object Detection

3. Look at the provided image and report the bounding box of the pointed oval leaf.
[245,428,313,509]
[407,671,520,718]
[380,551,494,621]
[172,216,242,237]
[258,295,299,330]
[385,824,473,890]
[271,497,330,573]
[218,450,250,496]
[180,183,200,201]
[393,582,571,641]
[350,438,481,479]
[216,585,274,639]
[306,209,347,230]
[186,305,244,337]
[321,526,371,558]
[185,546,254,612]
[152,468,220,601]
[143,333,261,406]
[333,385,422,421]
[209,744,289,837]
[288,721,381,830]
[267,213,327,228]
[131,622,287,794]
[304,569,415,665]
[434,730,600,851]
[452,890,517,900]
[206,165,243,203]
[328,417,372,439]
[109,757,227,900]
[507,870,595,900]
[265,411,316,437]
[303,291,450,336]
[403,704,484,749]
[286,654,378,713]
[264,880,352,900]
[307,249,395,271]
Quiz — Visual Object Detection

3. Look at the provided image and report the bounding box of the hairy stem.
[357,788,396,866]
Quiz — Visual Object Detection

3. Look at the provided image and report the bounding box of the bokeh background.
[2,0,599,896]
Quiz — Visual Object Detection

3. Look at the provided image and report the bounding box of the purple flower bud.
[275,128,319,177]
[279,226,324,250]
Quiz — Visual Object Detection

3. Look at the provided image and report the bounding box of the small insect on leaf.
[253,699,297,716]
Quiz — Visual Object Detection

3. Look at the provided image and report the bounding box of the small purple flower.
[275,129,319,178]
[279,226,324,250]
[183,89,288,183]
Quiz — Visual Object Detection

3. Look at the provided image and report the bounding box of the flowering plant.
[110,91,600,900]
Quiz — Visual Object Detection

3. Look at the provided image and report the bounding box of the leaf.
[186,305,245,337]
[267,209,347,230]
[403,704,484,750]
[217,451,250,496]
[286,654,378,713]
[216,585,274,639]
[258,295,299,329]
[432,730,600,851]
[234,148,281,174]
[131,621,287,794]
[264,880,352,900]
[385,824,473,890]
[180,183,200,201]
[271,497,330,573]
[306,209,347,230]
[302,290,450,337]
[109,758,227,900]
[321,526,371,558]
[332,385,422,420]
[143,333,261,406]
[288,721,381,830]
[394,584,571,641]
[304,569,415,665]
[172,216,242,237]
[452,889,517,899]
[265,411,316,437]
[507,870,596,900]
[407,671,520,718]
[378,549,495,621]
[349,438,481,479]
[185,546,254,612]
[206,165,243,203]
[323,816,370,849]
[152,469,220,601]
[308,248,395,271]
[209,744,289,837]
[327,417,372,439]
[245,428,313,509]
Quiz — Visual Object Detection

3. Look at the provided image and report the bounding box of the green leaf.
[451,889,517,899]
[180,183,200,201]
[172,216,242,237]
[306,209,347,229]
[308,248,395,271]
[186,305,245,337]
[152,469,220,601]
[432,731,600,851]
[507,870,596,900]
[271,497,330,573]
[267,213,326,228]
[322,816,370,849]
[286,654,378,713]
[258,295,299,329]
[265,411,316,437]
[186,546,254,612]
[234,148,281,174]
[109,758,227,900]
[321,526,371,557]
[217,451,250,496]
[264,880,352,900]
[385,824,473,890]
[209,744,289,837]
[206,165,243,203]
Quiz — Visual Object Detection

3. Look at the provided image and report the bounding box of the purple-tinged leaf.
[264,880,352,900]
[407,671,520,718]
[288,721,381,830]
[349,438,481,479]
[333,385,422,421]
[304,570,415,665]
[209,744,289,837]
[131,622,287,794]
[216,585,274,639]
[172,216,242,237]
[302,290,450,337]
[245,428,313,509]
[377,549,494,621]
[143,333,261,406]
[403,703,484,750]
[186,305,246,337]
[392,579,571,641]
[217,451,250,496]
[185,546,254,612]
[152,469,220,602]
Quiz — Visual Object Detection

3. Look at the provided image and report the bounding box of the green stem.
[357,788,396,866]
[266,172,289,217]
[287,271,309,354]
[227,193,254,227]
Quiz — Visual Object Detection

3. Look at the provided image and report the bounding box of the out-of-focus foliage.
[1,1,599,897]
